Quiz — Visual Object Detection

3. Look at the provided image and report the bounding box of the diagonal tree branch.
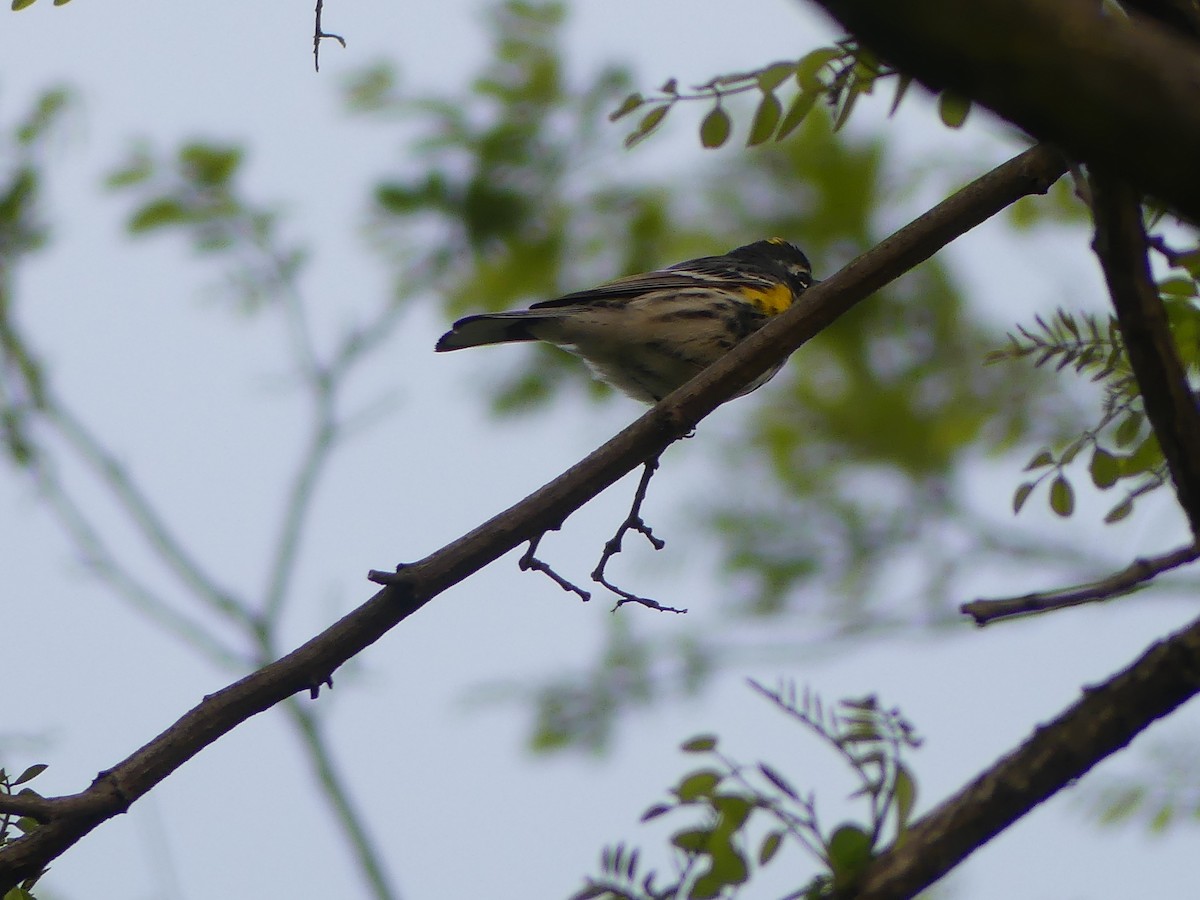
[804,0,1200,224]
[1089,173,1200,534]
[0,144,1068,891]
[851,608,1200,900]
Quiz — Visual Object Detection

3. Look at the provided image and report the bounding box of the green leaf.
[1089,448,1120,489]
[681,735,718,753]
[937,91,971,128]
[180,143,242,187]
[106,156,154,189]
[625,104,669,148]
[747,92,783,147]
[14,817,37,834]
[1105,498,1134,524]
[11,0,38,10]
[1024,449,1054,471]
[704,843,749,889]
[712,794,754,832]
[699,106,732,149]
[795,47,841,91]
[1012,481,1035,515]
[12,764,46,786]
[128,198,190,233]
[671,827,712,853]
[676,770,722,801]
[832,84,862,131]
[609,91,644,122]
[826,824,874,888]
[775,89,817,140]
[1159,276,1198,298]
[758,62,796,92]
[1114,413,1142,447]
[1121,435,1162,475]
[1149,804,1174,832]
[3,888,36,900]
[1049,475,1075,517]
[759,830,784,865]
[893,764,917,840]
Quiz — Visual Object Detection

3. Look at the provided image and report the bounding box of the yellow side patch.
[739,282,793,316]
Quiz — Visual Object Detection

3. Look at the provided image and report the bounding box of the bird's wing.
[528,255,757,310]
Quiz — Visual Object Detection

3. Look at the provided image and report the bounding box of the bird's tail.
[435,310,560,352]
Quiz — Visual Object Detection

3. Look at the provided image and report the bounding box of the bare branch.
[805,0,1200,223]
[0,144,1068,891]
[962,542,1200,625]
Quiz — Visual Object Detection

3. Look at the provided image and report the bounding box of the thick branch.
[852,610,1200,899]
[1122,0,1200,43]
[1090,174,1200,534]
[805,0,1200,223]
[0,145,1067,890]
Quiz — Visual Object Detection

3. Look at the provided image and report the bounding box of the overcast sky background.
[3,1,1200,899]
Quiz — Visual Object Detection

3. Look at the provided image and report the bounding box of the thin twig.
[519,534,591,601]
[313,0,346,73]
[589,457,684,613]
[962,542,1200,625]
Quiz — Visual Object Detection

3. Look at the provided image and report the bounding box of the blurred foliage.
[573,686,920,900]
[0,87,70,468]
[106,141,307,314]
[1084,739,1200,836]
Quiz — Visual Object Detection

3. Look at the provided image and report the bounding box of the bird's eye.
[788,266,812,288]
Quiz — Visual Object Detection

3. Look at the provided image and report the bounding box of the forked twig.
[313,0,347,72]
[590,457,685,613]
[520,533,591,601]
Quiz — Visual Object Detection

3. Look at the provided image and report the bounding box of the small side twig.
[589,457,685,613]
[962,542,1200,625]
[313,0,346,73]
[519,533,591,602]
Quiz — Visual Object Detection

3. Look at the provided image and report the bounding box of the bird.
[435,238,814,404]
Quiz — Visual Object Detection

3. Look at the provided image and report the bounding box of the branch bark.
[0,144,1068,891]
[852,609,1200,899]
[1090,173,1200,534]
[805,0,1200,224]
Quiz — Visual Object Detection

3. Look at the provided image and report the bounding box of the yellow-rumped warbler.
[435,238,814,403]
